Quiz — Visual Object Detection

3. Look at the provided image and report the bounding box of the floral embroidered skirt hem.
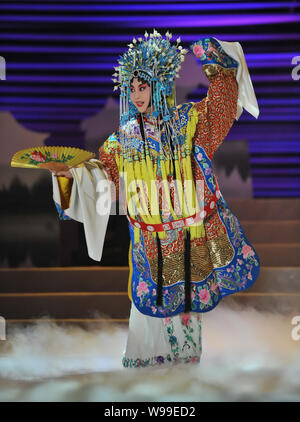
[122,301,203,369]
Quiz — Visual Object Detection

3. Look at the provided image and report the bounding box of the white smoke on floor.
[0,304,299,402]
[0,318,128,380]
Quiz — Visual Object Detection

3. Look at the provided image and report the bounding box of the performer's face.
[130,78,152,113]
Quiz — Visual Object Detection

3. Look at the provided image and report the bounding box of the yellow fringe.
[175,146,189,218]
[115,104,205,244]
[159,155,177,221]
[182,105,206,240]
[143,146,161,226]
[124,154,142,243]
[133,157,152,223]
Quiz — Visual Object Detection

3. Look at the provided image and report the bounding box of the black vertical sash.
[184,229,191,313]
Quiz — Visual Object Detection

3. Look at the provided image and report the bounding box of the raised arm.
[191,37,239,160]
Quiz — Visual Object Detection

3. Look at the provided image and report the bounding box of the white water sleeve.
[215,38,260,120]
[52,159,112,261]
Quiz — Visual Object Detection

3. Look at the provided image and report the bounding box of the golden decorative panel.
[147,233,234,286]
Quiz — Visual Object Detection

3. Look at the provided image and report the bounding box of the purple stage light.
[2,32,300,42]
[1,14,300,27]
[0,2,295,12]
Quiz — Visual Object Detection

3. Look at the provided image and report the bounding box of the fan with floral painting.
[11,146,95,172]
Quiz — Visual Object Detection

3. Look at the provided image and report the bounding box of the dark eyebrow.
[130,82,146,88]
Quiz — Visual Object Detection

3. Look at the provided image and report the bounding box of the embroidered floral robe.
[98,42,260,318]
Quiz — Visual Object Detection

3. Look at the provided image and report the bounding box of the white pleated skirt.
[122,301,203,369]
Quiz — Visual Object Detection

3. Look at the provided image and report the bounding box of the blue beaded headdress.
[112,29,188,158]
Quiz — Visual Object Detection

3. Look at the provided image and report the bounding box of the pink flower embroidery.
[241,244,255,259]
[237,259,243,265]
[199,288,210,304]
[191,357,198,364]
[153,289,156,295]
[137,281,149,297]
[181,313,191,327]
[164,317,171,324]
[30,151,46,162]
[247,272,252,280]
[197,152,203,161]
[193,44,205,58]
[50,152,58,159]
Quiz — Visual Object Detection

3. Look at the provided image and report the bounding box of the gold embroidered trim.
[206,232,235,268]
[147,232,234,286]
[203,64,237,78]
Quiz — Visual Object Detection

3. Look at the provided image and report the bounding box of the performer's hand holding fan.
[11,146,95,176]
